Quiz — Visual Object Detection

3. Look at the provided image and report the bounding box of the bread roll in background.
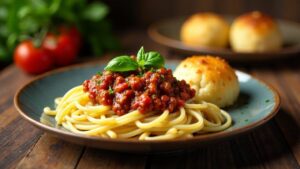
[230,11,282,52]
[174,56,239,108]
[180,13,230,48]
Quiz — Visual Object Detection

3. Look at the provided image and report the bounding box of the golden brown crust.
[174,56,240,108]
[180,56,235,79]
[230,11,282,52]
[233,11,278,34]
[187,12,227,24]
[180,13,229,48]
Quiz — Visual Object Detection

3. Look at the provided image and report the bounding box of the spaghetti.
[43,49,233,140]
[44,85,232,140]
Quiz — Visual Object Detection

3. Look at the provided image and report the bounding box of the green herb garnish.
[137,47,164,69]
[104,55,139,72]
[265,99,270,103]
[104,47,165,72]
[150,67,156,73]
[108,86,114,95]
[151,94,156,99]
[96,80,102,85]
[138,71,144,77]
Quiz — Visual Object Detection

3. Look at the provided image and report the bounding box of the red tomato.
[42,26,81,66]
[60,26,81,49]
[14,41,54,74]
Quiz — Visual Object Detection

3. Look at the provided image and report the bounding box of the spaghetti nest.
[44,85,232,140]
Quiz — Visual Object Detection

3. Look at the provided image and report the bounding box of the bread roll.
[230,11,282,52]
[180,13,229,48]
[174,56,239,108]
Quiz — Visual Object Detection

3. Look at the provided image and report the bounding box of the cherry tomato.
[42,26,81,66]
[14,41,54,74]
[60,26,81,49]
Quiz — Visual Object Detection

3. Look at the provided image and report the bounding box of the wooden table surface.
[1,31,300,169]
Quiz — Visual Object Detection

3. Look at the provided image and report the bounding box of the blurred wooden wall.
[103,0,300,28]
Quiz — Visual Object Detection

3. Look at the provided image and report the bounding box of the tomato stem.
[33,26,48,48]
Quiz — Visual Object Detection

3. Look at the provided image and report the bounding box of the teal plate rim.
[14,62,281,147]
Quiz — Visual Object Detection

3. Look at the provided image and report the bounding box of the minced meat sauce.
[82,68,195,115]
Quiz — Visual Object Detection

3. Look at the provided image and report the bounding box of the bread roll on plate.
[180,12,229,48]
[230,11,282,52]
[174,56,239,108]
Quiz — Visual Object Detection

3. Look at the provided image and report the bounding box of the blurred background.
[104,0,300,28]
[1,0,299,73]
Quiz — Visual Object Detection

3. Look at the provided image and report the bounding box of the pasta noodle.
[43,85,232,140]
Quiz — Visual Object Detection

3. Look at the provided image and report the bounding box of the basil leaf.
[104,55,138,72]
[137,46,145,64]
[142,51,165,68]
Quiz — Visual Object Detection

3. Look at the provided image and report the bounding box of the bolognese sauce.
[83,68,195,115]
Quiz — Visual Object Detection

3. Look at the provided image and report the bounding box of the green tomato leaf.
[104,55,138,72]
[49,0,61,14]
[7,33,17,49]
[18,6,31,19]
[0,25,8,37]
[0,45,8,61]
[0,7,8,20]
[19,17,39,33]
[81,2,108,21]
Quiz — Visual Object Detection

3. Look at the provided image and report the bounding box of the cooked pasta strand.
[43,85,232,140]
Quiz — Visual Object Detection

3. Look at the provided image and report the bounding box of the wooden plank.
[147,151,188,169]
[230,134,264,169]
[0,107,19,130]
[76,148,146,169]
[251,68,300,167]
[0,66,40,169]
[0,117,42,169]
[252,121,299,169]
[0,67,29,115]
[146,141,237,169]
[16,134,84,169]
[186,142,237,169]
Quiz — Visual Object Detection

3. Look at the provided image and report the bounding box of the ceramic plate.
[15,62,280,153]
[148,16,300,61]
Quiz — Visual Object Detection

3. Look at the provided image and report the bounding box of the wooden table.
[1,31,300,169]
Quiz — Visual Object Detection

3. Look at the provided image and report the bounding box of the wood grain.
[76,148,146,169]
[0,66,40,169]
[185,142,236,169]
[146,151,188,169]
[0,107,19,130]
[252,121,299,169]
[16,134,84,169]
[230,134,264,169]
[0,117,42,169]
[252,67,300,166]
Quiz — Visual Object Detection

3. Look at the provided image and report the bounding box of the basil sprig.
[137,47,165,69]
[104,47,165,72]
[104,55,138,72]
